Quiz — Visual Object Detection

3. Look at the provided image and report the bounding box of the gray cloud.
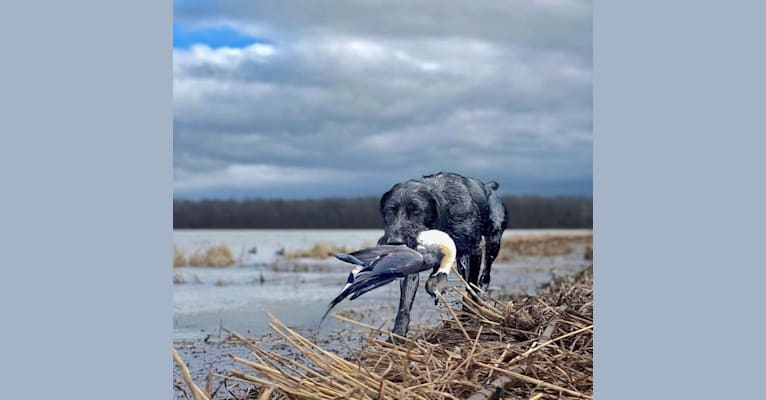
[174,0,592,198]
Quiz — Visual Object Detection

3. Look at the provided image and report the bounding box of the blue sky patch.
[173,22,269,49]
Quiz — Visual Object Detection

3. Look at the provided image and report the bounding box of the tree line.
[173,196,592,229]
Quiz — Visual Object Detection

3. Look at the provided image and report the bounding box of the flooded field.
[172,229,592,397]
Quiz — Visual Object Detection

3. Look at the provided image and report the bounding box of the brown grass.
[174,247,188,268]
[496,233,592,261]
[182,244,237,268]
[202,265,593,400]
[281,241,375,260]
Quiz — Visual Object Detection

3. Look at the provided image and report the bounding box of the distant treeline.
[173,196,592,229]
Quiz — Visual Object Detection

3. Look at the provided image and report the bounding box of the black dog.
[378,172,508,336]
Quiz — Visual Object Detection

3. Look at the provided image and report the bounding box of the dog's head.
[378,181,443,248]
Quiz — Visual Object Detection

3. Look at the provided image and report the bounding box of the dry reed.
[182,244,237,268]
[282,241,375,260]
[174,246,188,268]
[174,348,211,400]
[496,233,592,261]
[209,265,593,400]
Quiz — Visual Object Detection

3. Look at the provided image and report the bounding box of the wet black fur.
[378,172,508,289]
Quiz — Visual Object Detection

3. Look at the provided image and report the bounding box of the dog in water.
[377,172,508,336]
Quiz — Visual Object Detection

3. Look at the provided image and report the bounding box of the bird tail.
[319,254,367,329]
[318,272,399,328]
[318,285,354,328]
[318,304,337,329]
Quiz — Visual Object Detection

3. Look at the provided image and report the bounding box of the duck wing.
[320,246,426,325]
[348,245,407,265]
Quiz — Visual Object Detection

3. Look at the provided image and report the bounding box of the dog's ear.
[425,191,447,230]
[379,183,400,214]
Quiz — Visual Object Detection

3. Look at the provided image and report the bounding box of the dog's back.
[421,172,506,231]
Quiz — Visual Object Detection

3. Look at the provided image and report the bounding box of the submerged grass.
[269,261,334,273]
[174,264,593,399]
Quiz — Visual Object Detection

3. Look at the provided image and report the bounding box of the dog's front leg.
[391,273,419,339]
[456,254,470,281]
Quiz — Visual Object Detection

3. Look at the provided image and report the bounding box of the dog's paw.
[478,273,491,291]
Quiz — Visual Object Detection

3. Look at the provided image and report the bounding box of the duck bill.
[426,271,449,305]
[431,290,441,305]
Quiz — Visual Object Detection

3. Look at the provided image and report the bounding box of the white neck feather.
[417,230,456,275]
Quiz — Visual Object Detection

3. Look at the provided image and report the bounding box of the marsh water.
[173,229,592,341]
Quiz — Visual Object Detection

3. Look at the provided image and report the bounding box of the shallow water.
[173,229,592,341]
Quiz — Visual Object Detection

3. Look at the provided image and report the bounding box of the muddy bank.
[174,329,357,399]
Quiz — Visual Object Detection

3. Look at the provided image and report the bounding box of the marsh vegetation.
[173,229,593,399]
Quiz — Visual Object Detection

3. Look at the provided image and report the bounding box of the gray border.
[595,1,766,398]
[0,1,171,398]
[3,0,766,398]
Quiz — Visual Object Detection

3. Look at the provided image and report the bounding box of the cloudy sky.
[173,0,592,199]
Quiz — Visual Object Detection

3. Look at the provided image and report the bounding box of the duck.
[320,229,455,325]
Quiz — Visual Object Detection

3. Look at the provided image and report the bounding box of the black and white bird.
[320,230,455,325]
